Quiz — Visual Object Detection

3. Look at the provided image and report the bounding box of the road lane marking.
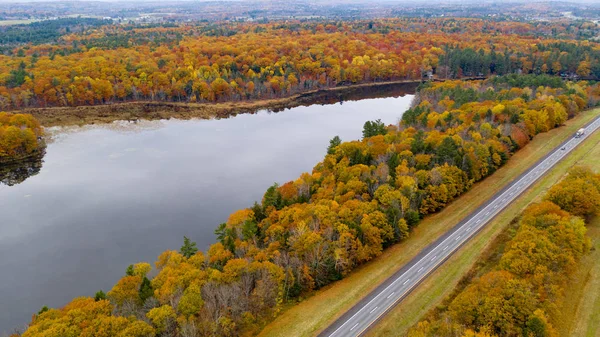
[476,219,481,224]
[467,227,471,231]
[455,236,461,240]
[369,307,378,314]
[431,256,436,261]
[485,211,490,215]
[387,292,395,299]
[350,323,359,331]
[443,246,448,251]
[403,279,410,285]
[418,267,423,273]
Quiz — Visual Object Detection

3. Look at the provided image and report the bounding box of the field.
[0,19,37,26]
[258,107,600,337]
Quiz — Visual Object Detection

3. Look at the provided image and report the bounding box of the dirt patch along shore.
[11,80,420,127]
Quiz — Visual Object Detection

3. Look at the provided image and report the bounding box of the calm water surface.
[0,95,413,333]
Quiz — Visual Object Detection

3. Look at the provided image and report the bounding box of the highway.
[321,114,600,337]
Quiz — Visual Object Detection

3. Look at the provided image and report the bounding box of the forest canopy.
[1,19,600,110]
[20,75,600,336]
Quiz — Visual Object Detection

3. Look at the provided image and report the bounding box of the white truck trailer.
[576,128,585,138]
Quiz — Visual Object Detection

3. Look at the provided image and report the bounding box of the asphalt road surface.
[321,115,600,337]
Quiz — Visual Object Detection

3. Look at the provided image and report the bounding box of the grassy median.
[366,111,600,337]
[258,108,600,337]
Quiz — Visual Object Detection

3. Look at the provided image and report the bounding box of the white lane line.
[418,267,424,273]
[455,236,461,240]
[485,211,490,216]
[494,205,498,209]
[387,292,395,299]
[467,227,472,231]
[350,323,359,331]
[476,219,481,224]
[443,246,448,251]
[431,256,436,261]
[369,307,378,314]
[403,279,410,285]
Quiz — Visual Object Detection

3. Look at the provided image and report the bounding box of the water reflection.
[0,153,45,187]
[0,94,413,333]
[269,81,419,113]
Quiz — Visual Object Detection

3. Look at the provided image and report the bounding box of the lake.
[0,93,413,333]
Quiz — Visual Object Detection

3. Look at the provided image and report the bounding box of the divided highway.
[321,114,600,337]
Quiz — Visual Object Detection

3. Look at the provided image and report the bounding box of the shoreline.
[9,80,421,127]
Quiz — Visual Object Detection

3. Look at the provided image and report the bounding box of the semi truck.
[576,128,585,138]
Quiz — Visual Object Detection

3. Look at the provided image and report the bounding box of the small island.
[0,112,45,165]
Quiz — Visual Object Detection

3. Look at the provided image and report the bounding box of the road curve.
[320,114,600,337]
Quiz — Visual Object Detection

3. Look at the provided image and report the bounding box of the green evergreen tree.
[125,264,134,276]
[404,210,420,228]
[38,306,49,315]
[327,136,342,155]
[262,183,283,210]
[215,223,236,252]
[94,290,107,301]
[139,276,153,303]
[362,119,387,138]
[180,236,198,258]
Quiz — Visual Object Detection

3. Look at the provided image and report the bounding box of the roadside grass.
[555,217,600,337]
[366,110,600,337]
[553,142,600,337]
[257,108,600,337]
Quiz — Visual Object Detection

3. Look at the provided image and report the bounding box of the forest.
[407,166,600,337]
[18,75,600,336]
[1,19,600,110]
[0,112,44,163]
[0,18,112,52]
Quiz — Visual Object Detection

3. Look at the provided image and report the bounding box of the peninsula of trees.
[0,112,44,163]
[20,75,600,336]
